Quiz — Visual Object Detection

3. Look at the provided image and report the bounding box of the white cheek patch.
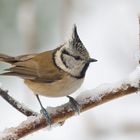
[68,59,75,68]
[54,45,86,78]
[64,55,75,68]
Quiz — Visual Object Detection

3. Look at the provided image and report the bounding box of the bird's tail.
[0,53,16,64]
[0,53,37,79]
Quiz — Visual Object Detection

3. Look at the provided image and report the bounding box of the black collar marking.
[52,49,62,71]
[73,62,90,79]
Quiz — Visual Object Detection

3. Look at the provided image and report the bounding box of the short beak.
[88,58,98,63]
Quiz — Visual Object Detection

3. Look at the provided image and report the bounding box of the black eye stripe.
[62,49,71,56]
[62,49,82,60]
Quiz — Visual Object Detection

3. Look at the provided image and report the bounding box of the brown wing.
[1,49,64,83]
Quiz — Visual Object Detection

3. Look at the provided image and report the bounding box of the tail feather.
[0,53,16,64]
[0,53,37,64]
[0,66,36,79]
[0,53,37,79]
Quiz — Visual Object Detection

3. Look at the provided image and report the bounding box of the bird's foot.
[40,107,52,126]
[67,96,81,114]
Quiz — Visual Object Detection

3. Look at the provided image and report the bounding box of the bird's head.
[55,25,97,78]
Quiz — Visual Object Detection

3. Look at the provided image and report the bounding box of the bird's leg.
[67,96,81,114]
[36,95,52,125]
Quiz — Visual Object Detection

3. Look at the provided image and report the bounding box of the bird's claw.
[67,96,81,114]
[40,107,52,126]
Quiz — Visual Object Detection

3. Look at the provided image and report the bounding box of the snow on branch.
[0,66,139,140]
[0,88,37,117]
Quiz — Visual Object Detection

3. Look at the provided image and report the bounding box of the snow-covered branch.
[0,66,139,140]
[0,88,37,117]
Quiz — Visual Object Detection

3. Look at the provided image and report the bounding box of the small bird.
[0,25,97,124]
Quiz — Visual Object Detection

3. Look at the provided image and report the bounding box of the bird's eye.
[74,56,81,60]
[62,49,82,60]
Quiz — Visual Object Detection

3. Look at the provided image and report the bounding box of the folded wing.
[0,49,64,83]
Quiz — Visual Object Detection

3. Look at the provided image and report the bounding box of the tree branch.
[0,89,37,116]
[139,16,140,64]
[0,66,139,140]
[0,16,140,140]
[138,16,140,91]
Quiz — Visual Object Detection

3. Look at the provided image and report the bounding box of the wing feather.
[0,48,65,83]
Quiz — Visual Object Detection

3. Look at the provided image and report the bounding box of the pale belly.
[24,76,84,97]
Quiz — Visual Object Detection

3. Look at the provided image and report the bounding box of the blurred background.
[0,0,140,140]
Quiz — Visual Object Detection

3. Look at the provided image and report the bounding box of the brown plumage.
[0,26,97,98]
[0,47,84,97]
[0,25,97,123]
[0,48,64,83]
[0,25,97,98]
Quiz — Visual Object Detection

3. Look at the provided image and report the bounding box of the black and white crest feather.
[72,25,84,49]
[71,25,89,59]
[54,25,93,78]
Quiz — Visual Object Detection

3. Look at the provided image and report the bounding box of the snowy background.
[0,0,140,140]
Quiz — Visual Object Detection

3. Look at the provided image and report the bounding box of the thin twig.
[0,88,37,116]
[138,16,140,64]
[138,16,140,90]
